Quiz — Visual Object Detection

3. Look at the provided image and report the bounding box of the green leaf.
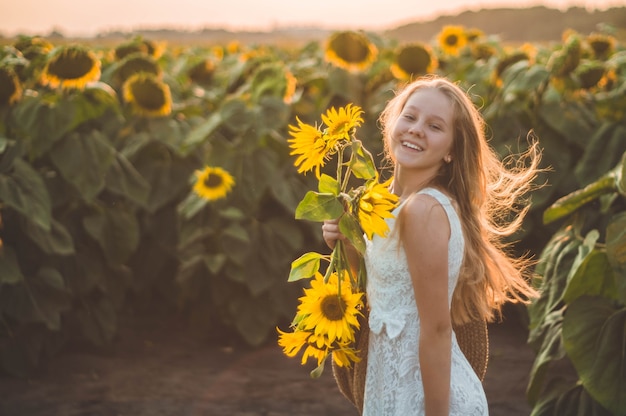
[221,98,253,134]
[105,153,150,208]
[318,173,340,195]
[295,191,344,221]
[12,94,77,158]
[14,87,119,159]
[130,142,195,212]
[0,158,51,230]
[543,172,617,224]
[529,224,582,340]
[348,139,377,180]
[563,248,617,303]
[177,191,209,220]
[29,267,72,331]
[606,213,626,304]
[526,309,567,404]
[76,297,117,346]
[82,203,140,265]
[203,253,227,275]
[181,111,222,155]
[23,217,75,256]
[562,296,626,415]
[49,131,116,201]
[339,212,366,255]
[310,358,326,379]
[617,151,626,196]
[539,96,595,150]
[574,124,626,187]
[221,223,250,266]
[531,384,614,416]
[231,292,276,346]
[0,246,24,287]
[502,63,550,97]
[288,252,323,282]
[255,96,290,134]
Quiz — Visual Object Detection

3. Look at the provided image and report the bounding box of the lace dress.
[362,188,488,415]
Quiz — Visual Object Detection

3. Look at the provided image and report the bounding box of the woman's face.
[389,87,454,176]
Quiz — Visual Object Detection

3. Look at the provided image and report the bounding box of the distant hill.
[385,6,626,43]
[13,5,624,45]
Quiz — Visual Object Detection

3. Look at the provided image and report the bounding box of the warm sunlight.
[1,0,622,36]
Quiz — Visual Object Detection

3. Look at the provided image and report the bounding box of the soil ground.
[0,309,536,416]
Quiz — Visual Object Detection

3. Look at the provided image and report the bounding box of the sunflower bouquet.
[277,104,398,377]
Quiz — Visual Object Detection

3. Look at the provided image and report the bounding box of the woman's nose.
[408,122,423,136]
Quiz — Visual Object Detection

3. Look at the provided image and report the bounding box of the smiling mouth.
[402,141,423,151]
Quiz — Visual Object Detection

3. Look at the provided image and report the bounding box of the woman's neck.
[391,168,437,201]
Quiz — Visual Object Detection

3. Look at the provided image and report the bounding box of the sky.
[0,0,622,37]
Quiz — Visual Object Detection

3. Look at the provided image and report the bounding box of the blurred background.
[0,1,625,415]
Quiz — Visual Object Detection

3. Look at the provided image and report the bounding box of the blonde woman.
[323,75,541,415]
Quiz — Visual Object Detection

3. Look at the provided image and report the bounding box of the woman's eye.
[430,124,441,130]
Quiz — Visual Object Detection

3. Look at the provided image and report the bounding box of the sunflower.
[324,31,378,72]
[277,272,364,369]
[283,70,297,104]
[575,60,606,89]
[321,103,363,143]
[357,177,399,240]
[471,42,498,61]
[465,28,485,42]
[192,166,235,201]
[548,33,581,78]
[437,26,468,56]
[297,271,364,345]
[188,59,215,85]
[390,43,438,80]
[277,328,312,360]
[122,72,172,117]
[0,66,23,107]
[13,36,53,60]
[113,37,161,60]
[586,33,616,60]
[331,339,362,367]
[250,63,297,104]
[115,53,161,85]
[493,51,531,87]
[288,117,328,177]
[40,45,101,90]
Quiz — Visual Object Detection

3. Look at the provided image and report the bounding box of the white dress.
[362,187,488,415]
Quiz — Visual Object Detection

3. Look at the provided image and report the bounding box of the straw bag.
[331,307,489,413]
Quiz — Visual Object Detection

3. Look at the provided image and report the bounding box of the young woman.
[322,75,541,415]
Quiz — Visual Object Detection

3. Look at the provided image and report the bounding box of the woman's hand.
[322,218,346,250]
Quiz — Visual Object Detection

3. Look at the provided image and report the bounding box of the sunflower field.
[1,25,625,415]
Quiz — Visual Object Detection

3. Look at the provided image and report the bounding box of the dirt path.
[0,311,535,416]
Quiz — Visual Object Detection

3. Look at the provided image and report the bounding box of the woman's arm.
[403,195,452,416]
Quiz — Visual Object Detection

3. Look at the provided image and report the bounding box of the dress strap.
[417,188,463,239]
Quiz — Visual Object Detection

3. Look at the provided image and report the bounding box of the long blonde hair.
[379,75,542,325]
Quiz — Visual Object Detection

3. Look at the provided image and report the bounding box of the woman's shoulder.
[402,190,449,226]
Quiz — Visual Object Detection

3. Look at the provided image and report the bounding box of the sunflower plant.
[277,104,398,377]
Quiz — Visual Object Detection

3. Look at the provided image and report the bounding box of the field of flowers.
[0,25,625,415]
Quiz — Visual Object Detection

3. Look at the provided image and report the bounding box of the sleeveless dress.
[362,187,488,415]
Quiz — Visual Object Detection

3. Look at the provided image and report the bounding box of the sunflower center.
[204,172,223,189]
[397,45,432,74]
[48,50,96,80]
[329,33,371,64]
[320,295,346,321]
[130,77,167,111]
[445,35,459,47]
